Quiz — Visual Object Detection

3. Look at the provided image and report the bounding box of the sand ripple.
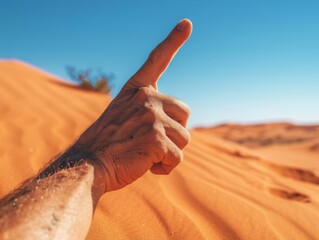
[1,60,318,239]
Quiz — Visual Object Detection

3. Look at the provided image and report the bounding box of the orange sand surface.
[1,60,319,239]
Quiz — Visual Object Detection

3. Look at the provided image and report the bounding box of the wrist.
[86,159,107,205]
[69,145,109,196]
[38,146,108,201]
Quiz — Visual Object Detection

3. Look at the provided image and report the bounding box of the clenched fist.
[74,19,192,192]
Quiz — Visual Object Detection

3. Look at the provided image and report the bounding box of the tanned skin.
[0,19,192,240]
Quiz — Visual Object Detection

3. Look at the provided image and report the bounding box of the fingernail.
[176,20,187,32]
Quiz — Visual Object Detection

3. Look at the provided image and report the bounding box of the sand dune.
[198,123,319,172]
[1,60,319,239]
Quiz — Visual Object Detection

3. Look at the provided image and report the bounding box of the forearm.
[0,18,192,239]
[0,154,106,240]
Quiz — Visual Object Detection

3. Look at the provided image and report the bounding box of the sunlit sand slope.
[1,60,318,240]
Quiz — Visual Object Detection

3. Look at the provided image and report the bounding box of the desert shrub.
[66,66,114,94]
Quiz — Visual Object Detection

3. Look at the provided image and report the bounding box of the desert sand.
[0,60,318,239]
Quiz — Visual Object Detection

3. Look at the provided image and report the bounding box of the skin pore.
[0,19,192,239]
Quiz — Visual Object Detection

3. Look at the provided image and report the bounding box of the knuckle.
[147,46,164,65]
[177,101,191,120]
[136,87,152,99]
[164,94,191,121]
[168,144,183,163]
[175,148,183,163]
[185,128,191,143]
[149,123,164,140]
[183,103,191,117]
[150,130,167,160]
[144,104,158,122]
[173,125,190,149]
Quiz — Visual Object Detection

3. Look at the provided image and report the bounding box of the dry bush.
[66,66,114,94]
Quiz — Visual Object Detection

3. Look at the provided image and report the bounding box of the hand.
[74,19,193,192]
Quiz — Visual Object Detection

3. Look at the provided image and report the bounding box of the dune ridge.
[0,60,318,239]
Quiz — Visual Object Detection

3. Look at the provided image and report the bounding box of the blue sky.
[1,0,318,127]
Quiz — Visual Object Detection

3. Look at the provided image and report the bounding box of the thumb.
[124,19,192,90]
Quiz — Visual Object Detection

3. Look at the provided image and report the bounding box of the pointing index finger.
[126,19,193,90]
